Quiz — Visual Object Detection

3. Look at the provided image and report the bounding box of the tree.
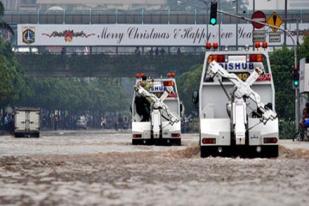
[299,36,309,60]
[269,47,294,120]
[0,2,13,35]
[0,41,27,107]
[16,77,130,113]
[177,64,203,115]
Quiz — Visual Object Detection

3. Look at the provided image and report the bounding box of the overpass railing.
[4,9,309,25]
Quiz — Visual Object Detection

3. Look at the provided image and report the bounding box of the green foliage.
[16,77,130,112]
[0,2,3,17]
[0,2,13,34]
[0,39,27,107]
[270,47,294,120]
[177,64,203,114]
[16,54,204,77]
[299,36,309,59]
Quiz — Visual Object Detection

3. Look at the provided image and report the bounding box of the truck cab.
[199,50,279,157]
[131,73,182,145]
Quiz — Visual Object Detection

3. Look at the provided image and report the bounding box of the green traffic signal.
[293,80,299,87]
[209,1,218,25]
[210,18,217,25]
[293,69,299,87]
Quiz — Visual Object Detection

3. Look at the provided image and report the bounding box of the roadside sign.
[253,30,266,42]
[267,12,283,32]
[269,32,281,43]
[251,11,266,29]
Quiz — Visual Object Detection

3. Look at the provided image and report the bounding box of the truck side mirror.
[180,102,185,118]
[130,106,132,113]
[192,90,199,105]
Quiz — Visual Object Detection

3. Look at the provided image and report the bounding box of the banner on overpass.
[17,23,308,46]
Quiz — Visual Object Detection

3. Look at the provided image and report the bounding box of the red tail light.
[263,137,278,144]
[202,138,216,144]
[171,133,181,138]
[133,134,142,138]
[249,54,264,62]
[208,55,225,63]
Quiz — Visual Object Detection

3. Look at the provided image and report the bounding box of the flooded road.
[0,131,309,206]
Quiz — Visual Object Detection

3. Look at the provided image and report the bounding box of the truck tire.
[132,139,141,145]
[200,146,211,158]
[14,133,21,138]
[258,145,279,158]
[265,145,279,158]
[172,139,181,146]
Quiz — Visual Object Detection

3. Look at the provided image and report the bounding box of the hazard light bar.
[249,54,264,62]
[205,42,219,50]
[167,72,176,78]
[208,55,225,63]
[255,41,268,49]
[135,72,145,79]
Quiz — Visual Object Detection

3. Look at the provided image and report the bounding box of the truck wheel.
[267,145,279,158]
[132,139,140,145]
[200,146,211,158]
[260,145,279,158]
[172,139,181,146]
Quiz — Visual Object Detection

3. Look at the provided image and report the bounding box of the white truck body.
[199,51,279,157]
[14,107,40,137]
[132,77,182,145]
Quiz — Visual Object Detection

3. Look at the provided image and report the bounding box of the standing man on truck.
[134,76,153,121]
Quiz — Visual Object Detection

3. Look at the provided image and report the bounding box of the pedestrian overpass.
[4,9,309,77]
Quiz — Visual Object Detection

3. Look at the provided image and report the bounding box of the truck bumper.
[14,131,40,138]
[200,145,278,158]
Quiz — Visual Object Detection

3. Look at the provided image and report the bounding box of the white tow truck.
[131,73,183,145]
[198,51,279,157]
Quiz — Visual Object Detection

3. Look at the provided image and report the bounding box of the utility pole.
[236,0,239,50]
[284,0,288,45]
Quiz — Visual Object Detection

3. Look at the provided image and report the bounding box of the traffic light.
[209,0,218,25]
[293,69,299,88]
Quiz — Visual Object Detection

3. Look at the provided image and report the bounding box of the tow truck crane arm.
[208,61,277,124]
[134,85,179,125]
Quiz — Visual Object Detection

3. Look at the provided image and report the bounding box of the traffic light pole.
[217,9,299,131]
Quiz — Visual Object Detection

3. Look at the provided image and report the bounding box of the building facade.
[248,0,309,10]
[1,0,37,10]
[37,0,167,10]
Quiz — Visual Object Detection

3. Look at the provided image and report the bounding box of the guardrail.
[4,9,309,25]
